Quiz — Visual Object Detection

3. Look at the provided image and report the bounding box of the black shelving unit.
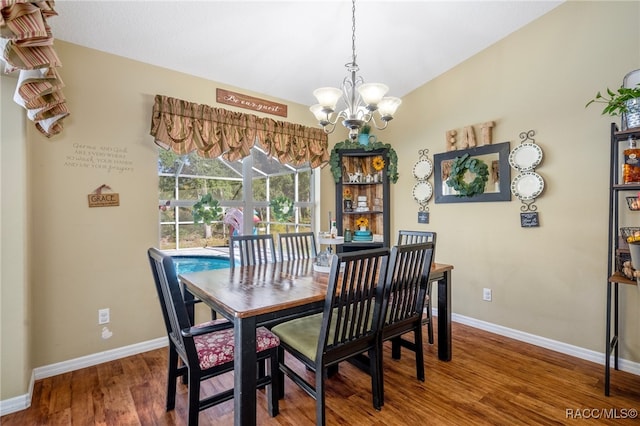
[334,148,390,253]
[605,122,640,396]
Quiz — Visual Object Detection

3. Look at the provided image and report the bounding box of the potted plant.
[358,124,373,145]
[586,83,640,130]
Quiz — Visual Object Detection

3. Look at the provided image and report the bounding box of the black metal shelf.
[605,122,640,397]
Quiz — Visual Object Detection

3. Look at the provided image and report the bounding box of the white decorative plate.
[510,172,544,200]
[508,143,543,172]
[412,181,433,203]
[412,159,433,180]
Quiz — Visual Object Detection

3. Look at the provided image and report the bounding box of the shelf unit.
[334,148,390,253]
[605,122,640,396]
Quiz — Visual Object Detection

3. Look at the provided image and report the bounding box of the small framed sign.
[88,184,119,208]
[418,211,429,224]
[520,212,539,227]
[216,88,287,117]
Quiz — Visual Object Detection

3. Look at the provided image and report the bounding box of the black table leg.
[234,317,257,426]
[437,271,452,361]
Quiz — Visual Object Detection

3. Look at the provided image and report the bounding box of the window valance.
[0,0,69,137]
[150,94,329,168]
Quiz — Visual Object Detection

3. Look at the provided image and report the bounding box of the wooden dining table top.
[179,259,453,319]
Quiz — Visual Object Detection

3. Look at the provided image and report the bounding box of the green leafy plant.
[192,193,222,225]
[446,154,489,197]
[270,196,294,222]
[586,84,640,116]
[329,139,399,184]
[359,124,371,135]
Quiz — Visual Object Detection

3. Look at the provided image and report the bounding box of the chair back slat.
[397,229,436,246]
[382,242,435,330]
[278,231,317,261]
[318,248,389,362]
[230,234,276,267]
[147,248,197,364]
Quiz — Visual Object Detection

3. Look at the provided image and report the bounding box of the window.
[158,143,315,249]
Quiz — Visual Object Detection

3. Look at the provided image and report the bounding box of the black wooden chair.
[397,230,437,344]
[271,248,389,426]
[230,234,276,267]
[278,231,317,261]
[147,247,280,426]
[378,242,435,403]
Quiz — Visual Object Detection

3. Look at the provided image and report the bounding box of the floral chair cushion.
[194,323,280,370]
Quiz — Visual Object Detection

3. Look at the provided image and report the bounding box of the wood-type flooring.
[2,320,639,425]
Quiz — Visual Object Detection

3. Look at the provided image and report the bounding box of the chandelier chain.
[351,0,357,66]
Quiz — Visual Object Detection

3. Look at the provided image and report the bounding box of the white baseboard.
[4,314,640,417]
[0,370,34,417]
[0,337,167,416]
[445,310,640,375]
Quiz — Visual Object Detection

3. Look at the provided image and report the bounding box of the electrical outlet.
[98,308,110,324]
[482,288,492,302]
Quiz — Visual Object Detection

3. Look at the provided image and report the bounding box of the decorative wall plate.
[508,142,543,172]
[412,181,433,203]
[510,172,544,200]
[412,159,433,180]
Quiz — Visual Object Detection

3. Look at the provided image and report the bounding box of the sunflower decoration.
[343,187,353,200]
[355,217,369,229]
[372,156,386,172]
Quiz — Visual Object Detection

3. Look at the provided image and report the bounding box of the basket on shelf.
[620,227,640,282]
[620,226,640,242]
[616,250,634,280]
[626,196,640,211]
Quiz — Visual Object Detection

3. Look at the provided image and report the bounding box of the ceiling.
[48,1,563,107]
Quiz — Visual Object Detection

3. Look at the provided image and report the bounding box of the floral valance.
[150,94,329,168]
[1,0,69,137]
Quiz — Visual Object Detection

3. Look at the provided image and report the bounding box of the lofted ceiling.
[48,1,563,107]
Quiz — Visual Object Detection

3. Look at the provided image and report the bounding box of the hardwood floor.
[3,320,639,425]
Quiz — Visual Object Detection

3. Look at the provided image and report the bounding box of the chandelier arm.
[368,115,389,131]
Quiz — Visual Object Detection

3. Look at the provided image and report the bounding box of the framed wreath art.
[433,142,511,204]
[446,153,489,197]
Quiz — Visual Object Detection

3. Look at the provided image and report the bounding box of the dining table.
[179,258,454,426]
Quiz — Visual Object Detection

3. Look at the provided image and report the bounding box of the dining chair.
[271,248,389,426]
[379,241,435,403]
[230,234,276,267]
[397,230,437,344]
[278,231,317,261]
[147,247,280,426]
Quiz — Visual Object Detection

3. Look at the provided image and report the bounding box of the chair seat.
[195,325,280,370]
[272,313,323,361]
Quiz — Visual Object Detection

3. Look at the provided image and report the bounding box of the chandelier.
[309,0,401,141]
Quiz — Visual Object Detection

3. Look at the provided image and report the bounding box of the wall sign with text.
[216,88,287,117]
[88,184,119,208]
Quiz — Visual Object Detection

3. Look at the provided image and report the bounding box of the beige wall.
[1,0,639,403]
[384,0,639,353]
[1,74,31,399]
[7,39,326,377]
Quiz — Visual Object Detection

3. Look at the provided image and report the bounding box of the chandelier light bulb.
[357,83,388,108]
[309,104,328,122]
[377,97,402,119]
[313,87,343,111]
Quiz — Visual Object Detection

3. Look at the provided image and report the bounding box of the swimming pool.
[171,256,231,275]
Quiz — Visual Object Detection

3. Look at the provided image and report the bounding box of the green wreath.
[192,193,222,224]
[329,139,399,184]
[270,196,294,222]
[446,154,489,197]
